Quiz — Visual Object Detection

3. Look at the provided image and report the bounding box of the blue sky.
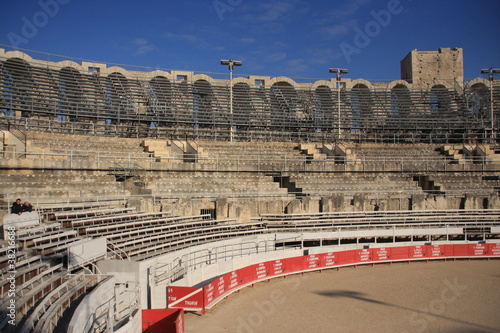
[0,0,499,81]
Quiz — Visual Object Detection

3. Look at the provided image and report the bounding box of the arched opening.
[106,72,131,124]
[149,76,172,125]
[193,80,214,128]
[430,84,450,115]
[270,82,299,129]
[314,85,333,131]
[350,84,372,131]
[0,61,13,117]
[233,82,253,129]
[390,84,412,129]
[468,82,489,117]
[58,67,84,122]
[3,58,34,118]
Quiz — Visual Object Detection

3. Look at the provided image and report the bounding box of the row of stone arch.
[0,54,493,130]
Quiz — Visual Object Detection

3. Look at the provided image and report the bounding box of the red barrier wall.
[167,242,500,313]
[142,308,184,333]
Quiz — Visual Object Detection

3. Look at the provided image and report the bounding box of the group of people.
[11,198,34,215]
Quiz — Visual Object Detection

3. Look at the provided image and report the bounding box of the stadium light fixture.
[329,68,349,138]
[220,58,242,142]
[480,68,500,142]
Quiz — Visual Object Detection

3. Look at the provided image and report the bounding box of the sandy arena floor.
[185,259,500,333]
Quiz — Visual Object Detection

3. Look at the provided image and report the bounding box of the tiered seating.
[290,174,423,197]
[345,144,450,169]
[0,238,70,330]
[255,209,500,233]
[196,141,308,169]
[27,132,151,162]
[141,172,291,199]
[94,214,264,261]
[18,272,99,333]
[430,174,497,195]
[0,172,130,205]
[0,206,124,331]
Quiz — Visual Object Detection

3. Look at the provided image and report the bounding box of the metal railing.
[1,146,497,172]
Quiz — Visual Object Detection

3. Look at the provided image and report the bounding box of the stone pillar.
[127,196,154,212]
[464,194,478,209]
[487,194,500,209]
[321,195,347,212]
[411,194,426,210]
[352,195,365,211]
[285,199,302,214]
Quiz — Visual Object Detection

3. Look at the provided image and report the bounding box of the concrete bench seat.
[14,270,67,319]
[53,207,135,221]
[32,230,77,246]
[36,202,111,213]
[116,220,256,251]
[0,261,48,297]
[14,221,61,236]
[129,227,264,260]
[19,272,89,330]
[34,277,95,333]
[0,255,43,286]
[69,211,169,228]
[82,214,210,236]
[107,218,228,246]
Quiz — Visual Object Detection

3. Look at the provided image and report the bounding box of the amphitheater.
[0,46,499,333]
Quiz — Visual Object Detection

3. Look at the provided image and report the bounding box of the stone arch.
[347,79,374,90]
[268,76,297,87]
[311,80,335,91]
[3,51,34,63]
[56,60,85,72]
[146,70,173,81]
[103,66,129,76]
[386,80,412,91]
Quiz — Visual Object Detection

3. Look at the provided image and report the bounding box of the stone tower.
[400,48,464,88]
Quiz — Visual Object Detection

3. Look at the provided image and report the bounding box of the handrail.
[0,116,497,144]
[0,148,492,166]
[106,239,130,261]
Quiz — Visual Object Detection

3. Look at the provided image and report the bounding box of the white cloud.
[258,1,295,22]
[164,32,198,42]
[329,0,370,19]
[322,20,357,38]
[266,52,287,62]
[240,37,256,45]
[305,47,344,65]
[130,38,156,56]
[286,58,309,74]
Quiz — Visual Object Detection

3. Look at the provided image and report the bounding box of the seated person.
[23,201,33,213]
[11,198,23,215]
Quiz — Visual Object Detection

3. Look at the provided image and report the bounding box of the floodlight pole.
[481,68,500,142]
[221,58,242,142]
[330,68,349,139]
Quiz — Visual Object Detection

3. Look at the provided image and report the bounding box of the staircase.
[273,174,306,199]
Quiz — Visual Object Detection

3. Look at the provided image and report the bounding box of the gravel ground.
[185,259,500,333]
